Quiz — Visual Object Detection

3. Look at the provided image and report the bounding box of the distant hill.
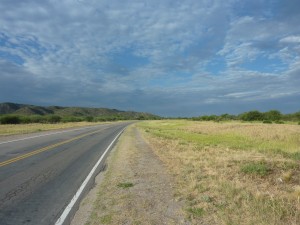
[0,102,160,120]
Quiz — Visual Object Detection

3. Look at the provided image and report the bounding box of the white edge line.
[54,127,126,225]
[0,125,104,145]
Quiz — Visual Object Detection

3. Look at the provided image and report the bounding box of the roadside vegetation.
[0,113,159,136]
[81,125,187,225]
[0,114,156,125]
[0,121,109,136]
[138,120,300,224]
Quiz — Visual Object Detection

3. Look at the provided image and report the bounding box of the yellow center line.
[0,129,103,167]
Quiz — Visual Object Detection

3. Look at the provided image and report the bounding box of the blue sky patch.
[0,51,24,65]
[240,56,288,73]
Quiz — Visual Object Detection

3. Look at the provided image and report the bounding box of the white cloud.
[280,35,300,43]
[0,0,299,115]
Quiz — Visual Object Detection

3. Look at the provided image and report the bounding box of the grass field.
[138,120,300,224]
[0,122,109,136]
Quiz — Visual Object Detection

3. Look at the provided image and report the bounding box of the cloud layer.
[0,0,299,116]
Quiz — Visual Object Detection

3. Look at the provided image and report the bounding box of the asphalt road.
[0,122,131,225]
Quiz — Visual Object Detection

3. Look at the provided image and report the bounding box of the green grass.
[201,195,213,203]
[117,182,134,189]
[138,120,300,224]
[187,207,205,217]
[139,120,300,158]
[100,214,112,224]
[240,161,269,176]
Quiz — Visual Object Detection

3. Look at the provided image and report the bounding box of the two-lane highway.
[0,122,131,225]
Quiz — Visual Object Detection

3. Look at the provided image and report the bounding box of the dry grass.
[0,122,109,136]
[85,125,188,225]
[184,121,300,153]
[138,120,300,225]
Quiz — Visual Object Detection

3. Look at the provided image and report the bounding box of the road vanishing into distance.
[0,122,131,225]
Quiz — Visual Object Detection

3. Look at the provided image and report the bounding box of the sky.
[0,0,299,117]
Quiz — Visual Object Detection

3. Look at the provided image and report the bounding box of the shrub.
[263,120,272,124]
[47,115,61,123]
[282,111,300,121]
[19,116,31,124]
[220,114,237,120]
[199,115,218,121]
[0,115,21,124]
[240,111,264,121]
[274,120,284,124]
[85,116,94,122]
[32,115,48,123]
[61,116,83,122]
[263,110,282,121]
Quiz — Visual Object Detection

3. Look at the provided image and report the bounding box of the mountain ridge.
[0,102,160,119]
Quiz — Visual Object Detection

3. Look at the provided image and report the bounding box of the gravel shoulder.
[71,124,189,225]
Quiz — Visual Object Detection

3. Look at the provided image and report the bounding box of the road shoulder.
[71,124,189,225]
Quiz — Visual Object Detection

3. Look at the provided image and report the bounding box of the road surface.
[0,122,130,225]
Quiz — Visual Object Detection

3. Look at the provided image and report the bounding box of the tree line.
[191,110,300,123]
[1,110,299,124]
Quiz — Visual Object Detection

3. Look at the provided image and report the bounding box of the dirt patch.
[72,125,189,225]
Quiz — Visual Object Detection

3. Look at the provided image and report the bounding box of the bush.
[240,111,264,121]
[61,116,83,122]
[28,115,47,123]
[220,114,237,120]
[137,115,145,120]
[85,116,94,122]
[263,120,272,124]
[263,110,282,121]
[19,116,31,124]
[274,120,284,124]
[47,115,61,123]
[282,111,300,121]
[199,115,218,121]
[0,115,21,124]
